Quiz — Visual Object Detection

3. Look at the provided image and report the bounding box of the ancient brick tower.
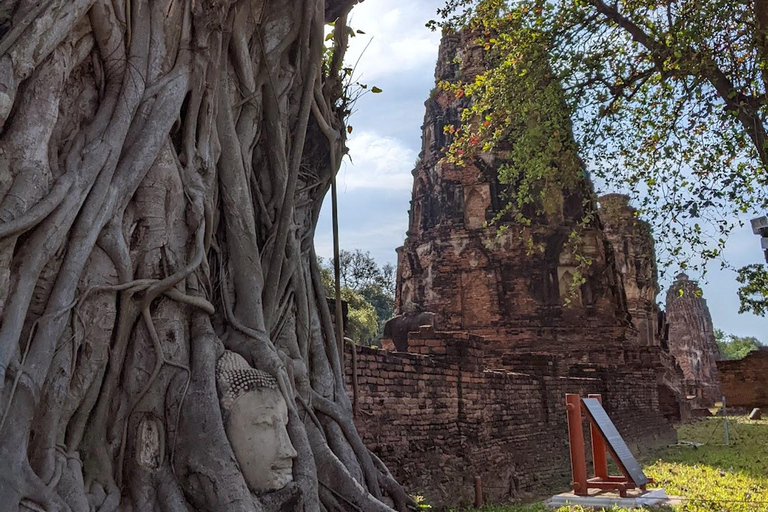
[665,273,722,405]
[394,31,633,363]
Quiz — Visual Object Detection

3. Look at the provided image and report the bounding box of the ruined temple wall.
[398,227,631,334]
[345,330,676,508]
[597,194,689,419]
[476,326,632,370]
[598,194,661,347]
[717,348,768,408]
[372,29,679,509]
[394,31,632,340]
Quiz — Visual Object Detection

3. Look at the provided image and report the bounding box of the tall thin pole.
[332,173,345,373]
[723,395,730,446]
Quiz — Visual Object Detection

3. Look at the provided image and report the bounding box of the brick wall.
[345,330,676,508]
[717,348,768,408]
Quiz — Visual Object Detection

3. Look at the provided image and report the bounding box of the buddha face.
[225,387,297,493]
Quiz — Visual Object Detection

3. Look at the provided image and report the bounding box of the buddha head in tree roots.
[216,351,297,493]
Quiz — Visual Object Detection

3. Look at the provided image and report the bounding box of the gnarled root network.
[0,1,414,511]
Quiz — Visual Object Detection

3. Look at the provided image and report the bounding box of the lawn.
[453,416,768,512]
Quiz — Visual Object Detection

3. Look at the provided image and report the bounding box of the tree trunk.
[0,1,411,511]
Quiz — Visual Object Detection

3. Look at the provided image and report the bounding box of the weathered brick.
[666,273,722,406]
[717,348,768,408]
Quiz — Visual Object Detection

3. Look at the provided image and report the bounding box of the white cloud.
[314,186,411,266]
[345,2,442,82]
[315,219,407,265]
[337,131,415,191]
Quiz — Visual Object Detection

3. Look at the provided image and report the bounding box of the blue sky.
[315,0,767,341]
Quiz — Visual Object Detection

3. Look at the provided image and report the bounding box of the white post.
[723,395,730,446]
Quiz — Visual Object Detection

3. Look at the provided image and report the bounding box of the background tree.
[320,250,395,345]
[432,0,768,311]
[715,329,764,360]
[0,1,411,511]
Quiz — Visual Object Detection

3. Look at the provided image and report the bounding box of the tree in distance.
[715,329,764,360]
[320,250,396,346]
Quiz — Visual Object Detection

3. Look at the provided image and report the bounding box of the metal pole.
[332,173,344,374]
[723,395,730,446]
[474,476,483,508]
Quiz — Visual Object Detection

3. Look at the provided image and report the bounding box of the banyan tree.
[0,1,411,511]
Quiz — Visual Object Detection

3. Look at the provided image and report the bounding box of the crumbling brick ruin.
[343,32,679,507]
[717,348,768,409]
[392,32,634,364]
[598,194,663,347]
[599,193,689,421]
[665,273,722,406]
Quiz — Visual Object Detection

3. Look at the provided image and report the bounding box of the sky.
[315,0,767,341]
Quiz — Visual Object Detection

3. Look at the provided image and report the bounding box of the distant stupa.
[665,273,722,406]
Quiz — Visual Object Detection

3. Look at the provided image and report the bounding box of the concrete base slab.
[546,488,684,508]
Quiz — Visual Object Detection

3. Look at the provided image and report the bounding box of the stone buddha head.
[217,351,297,493]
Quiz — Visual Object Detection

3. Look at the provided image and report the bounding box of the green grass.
[456,417,768,512]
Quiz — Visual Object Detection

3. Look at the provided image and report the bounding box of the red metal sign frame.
[565,393,653,497]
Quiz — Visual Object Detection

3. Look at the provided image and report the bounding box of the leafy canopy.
[431,0,768,313]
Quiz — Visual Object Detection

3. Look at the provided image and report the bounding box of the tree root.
[308,421,396,512]
[116,305,191,486]
[313,392,382,500]
[0,2,408,511]
[0,174,73,241]
[174,313,260,512]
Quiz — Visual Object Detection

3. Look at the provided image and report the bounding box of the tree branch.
[590,0,768,166]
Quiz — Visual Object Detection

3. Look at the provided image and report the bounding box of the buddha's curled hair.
[216,351,279,414]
